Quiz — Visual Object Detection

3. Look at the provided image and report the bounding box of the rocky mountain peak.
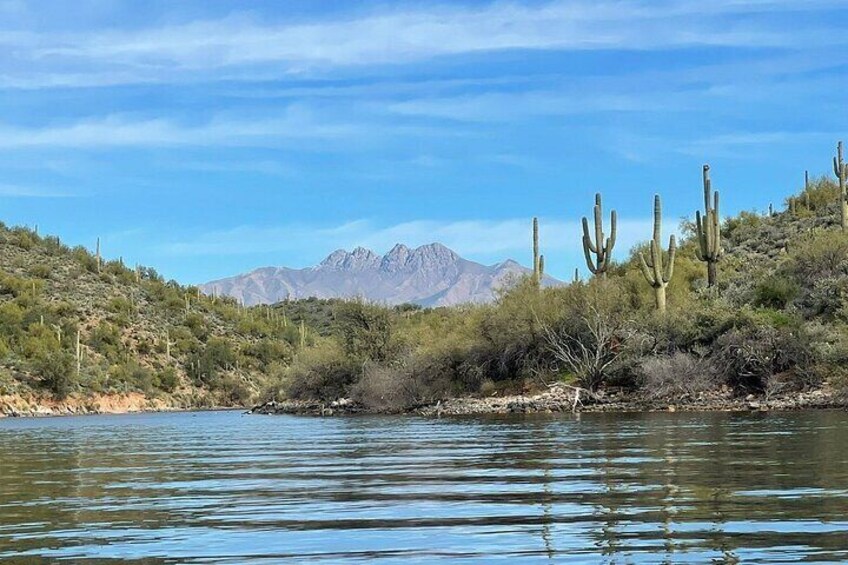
[319,247,379,270]
[203,242,561,307]
[380,243,412,272]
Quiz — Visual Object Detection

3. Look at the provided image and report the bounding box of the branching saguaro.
[834,141,847,231]
[581,193,617,277]
[695,164,722,287]
[532,217,545,285]
[639,195,676,313]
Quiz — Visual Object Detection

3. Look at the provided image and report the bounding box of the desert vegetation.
[264,144,848,412]
[0,230,313,407]
[4,143,848,414]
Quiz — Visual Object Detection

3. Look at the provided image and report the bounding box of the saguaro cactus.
[804,175,811,209]
[639,195,676,313]
[75,330,81,377]
[834,141,847,231]
[695,164,722,287]
[532,217,545,285]
[581,193,617,277]
[95,238,102,273]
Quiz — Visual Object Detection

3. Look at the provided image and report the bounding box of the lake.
[1,410,847,563]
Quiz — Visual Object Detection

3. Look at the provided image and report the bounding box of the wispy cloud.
[0,110,367,149]
[3,0,839,88]
[0,183,77,197]
[158,217,679,267]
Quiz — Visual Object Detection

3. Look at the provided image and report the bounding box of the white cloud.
[3,0,838,88]
[0,111,366,149]
[0,183,76,197]
[158,217,680,268]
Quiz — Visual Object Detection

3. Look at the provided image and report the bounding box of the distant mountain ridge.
[201,243,560,307]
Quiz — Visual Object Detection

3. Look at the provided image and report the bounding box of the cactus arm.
[608,209,617,251]
[583,236,598,273]
[581,193,617,276]
[664,235,677,283]
[695,211,706,261]
[581,217,597,253]
[713,211,722,255]
[651,239,664,286]
[638,252,654,284]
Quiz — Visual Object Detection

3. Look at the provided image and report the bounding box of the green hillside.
[0,227,305,407]
[3,160,848,414]
[264,169,848,411]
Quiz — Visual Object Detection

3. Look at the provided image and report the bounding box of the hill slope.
[202,243,561,307]
[0,225,304,413]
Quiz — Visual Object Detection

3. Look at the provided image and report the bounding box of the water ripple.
[1,410,847,563]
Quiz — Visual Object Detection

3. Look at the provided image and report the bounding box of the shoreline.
[0,392,241,419]
[251,383,848,417]
[4,384,846,419]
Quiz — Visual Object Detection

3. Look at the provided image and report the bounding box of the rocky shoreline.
[250,383,848,417]
[0,392,237,418]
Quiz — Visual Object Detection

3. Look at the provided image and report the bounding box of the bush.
[334,300,394,362]
[33,350,75,398]
[28,264,52,279]
[541,279,637,389]
[713,323,814,392]
[350,363,420,412]
[187,337,235,385]
[108,361,154,393]
[155,367,180,393]
[786,231,848,288]
[638,353,720,400]
[89,322,125,361]
[754,277,799,309]
[244,338,293,367]
[284,340,357,401]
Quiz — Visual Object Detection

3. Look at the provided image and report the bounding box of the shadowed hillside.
[0,226,307,411]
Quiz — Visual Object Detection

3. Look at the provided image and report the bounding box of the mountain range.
[201,243,560,307]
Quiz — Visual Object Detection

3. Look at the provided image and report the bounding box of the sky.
[1,0,847,284]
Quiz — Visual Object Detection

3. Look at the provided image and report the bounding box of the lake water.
[1,410,847,563]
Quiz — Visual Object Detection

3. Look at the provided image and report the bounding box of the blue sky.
[1,0,847,283]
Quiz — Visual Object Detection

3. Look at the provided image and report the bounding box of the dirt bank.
[0,392,233,418]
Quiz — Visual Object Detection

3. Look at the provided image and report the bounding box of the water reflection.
[0,410,847,562]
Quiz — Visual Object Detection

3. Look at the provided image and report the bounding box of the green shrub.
[334,300,394,362]
[155,367,180,393]
[187,337,236,385]
[108,361,153,393]
[28,264,52,279]
[713,323,814,392]
[284,340,357,401]
[754,277,800,309]
[33,349,75,398]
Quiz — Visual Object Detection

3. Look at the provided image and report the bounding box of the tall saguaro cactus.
[695,164,722,287]
[834,141,847,231]
[639,195,676,313]
[532,217,545,285]
[75,330,82,377]
[581,193,617,277]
